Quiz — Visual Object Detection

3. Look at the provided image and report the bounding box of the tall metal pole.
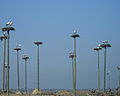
[37,45,39,90]
[34,42,42,90]
[74,36,76,96]
[100,41,111,92]
[25,59,27,94]
[69,52,74,92]
[14,47,21,91]
[94,47,102,91]
[3,37,6,91]
[22,55,29,94]
[104,47,106,91]
[0,35,7,91]
[7,30,10,96]
[72,57,74,92]
[17,50,20,91]
[71,31,79,96]
[98,50,100,91]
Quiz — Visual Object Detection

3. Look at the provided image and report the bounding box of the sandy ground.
[0,90,120,96]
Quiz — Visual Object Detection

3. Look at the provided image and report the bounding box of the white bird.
[103,40,108,43]
[6,21,13,26]
[16,44,21,48]
[73,29,77,34]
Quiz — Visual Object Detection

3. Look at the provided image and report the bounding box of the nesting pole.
[14,46,21,91]
[71,31,79,96]
[100,41,111,92]
[93,47,102,91]
[22,55,29,94]
[34,42,43,90]
[0,35,7,91]
[69,52,74,92]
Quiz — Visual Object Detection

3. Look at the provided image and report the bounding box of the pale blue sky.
[0,0,120,90]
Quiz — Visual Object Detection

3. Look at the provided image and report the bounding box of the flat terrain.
[0,90,120,96]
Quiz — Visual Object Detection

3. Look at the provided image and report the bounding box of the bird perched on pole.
[6,21,13,26]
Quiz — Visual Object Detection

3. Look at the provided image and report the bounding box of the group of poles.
[0,21,80,96]
[69,31,79,96]
[0,22,15,96]
[0,22,43,95]
[1,22,120,96]
[14,42,42,94]
[69,33,120,96]
[0,21,79,96]
[93,41,120,92]
[93,40,111,92]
